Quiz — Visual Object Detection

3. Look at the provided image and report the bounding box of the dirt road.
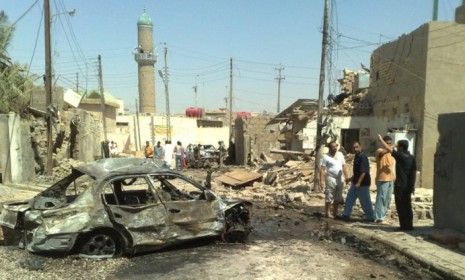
[0,202,436,280]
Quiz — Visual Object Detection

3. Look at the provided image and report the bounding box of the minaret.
[135,10,156,114]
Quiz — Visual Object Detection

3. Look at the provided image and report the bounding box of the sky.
[3,0,463,114]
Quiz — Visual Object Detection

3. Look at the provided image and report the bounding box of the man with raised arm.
[378,135,417,231]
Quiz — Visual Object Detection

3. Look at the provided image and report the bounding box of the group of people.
[320,134,417,231]
[144,140,187,171]
[102,140,119,158]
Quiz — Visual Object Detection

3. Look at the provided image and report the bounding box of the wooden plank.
[216,170,262,187]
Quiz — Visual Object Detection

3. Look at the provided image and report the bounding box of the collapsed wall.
[235,115,279,165]
[0,109,103,184]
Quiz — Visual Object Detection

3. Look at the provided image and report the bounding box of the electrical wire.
[12,0,40,26]
[26,5,43,77]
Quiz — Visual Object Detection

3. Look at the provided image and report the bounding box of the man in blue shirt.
[338,141,375,222]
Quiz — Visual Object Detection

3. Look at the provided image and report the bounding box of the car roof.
[74,158,172,179]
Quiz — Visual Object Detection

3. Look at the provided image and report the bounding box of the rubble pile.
[213,158,316,208]
[29,114,73,174]
[34,158,84,184]
[329,68,372,116]
[328,88,371,116]
[412,195,434,220]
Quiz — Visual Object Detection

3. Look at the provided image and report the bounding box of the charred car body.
[0,158,251,257]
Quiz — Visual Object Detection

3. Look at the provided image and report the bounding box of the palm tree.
[0,11,32,114]
[0,10,13,70]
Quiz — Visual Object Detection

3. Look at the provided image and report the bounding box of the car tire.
[222,224,250,243]
[79,230,122,258]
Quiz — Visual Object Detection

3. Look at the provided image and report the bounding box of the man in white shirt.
[164,140,174,169]
[320,141,349,218]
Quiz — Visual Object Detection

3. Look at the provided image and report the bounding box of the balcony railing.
[134,52,156,64]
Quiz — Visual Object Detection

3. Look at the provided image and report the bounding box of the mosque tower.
[134,10,156,114]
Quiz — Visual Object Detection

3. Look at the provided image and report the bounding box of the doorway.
[340,129,360,154]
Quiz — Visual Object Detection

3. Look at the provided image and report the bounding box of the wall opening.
[340,129,360,154]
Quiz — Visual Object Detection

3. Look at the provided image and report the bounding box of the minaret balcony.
[134,52,156,65]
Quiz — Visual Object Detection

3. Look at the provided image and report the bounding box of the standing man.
[378,135,417,231]
[144,141,154,159]
[218,141,227,167]
[339,141,375,222]
[320,141,349,218]
[164,140,174,169]
[374,135,396,223]
[154,141,164,161]
[174,141,185,171]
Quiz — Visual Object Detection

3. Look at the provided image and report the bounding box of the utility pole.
[44,0,53,175]
[314,0,330,191]
[158,43,171,142]
[97,55,108,141]
[135,99,142,150]
[150,115,155,146]
[275,65,285,113]
[229,58,234,142]
[433,0,439,21]
[75,72,79,93]
[192,85,198,107]
[164,44,171,142]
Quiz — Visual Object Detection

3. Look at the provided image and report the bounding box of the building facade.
[369,7,465,188]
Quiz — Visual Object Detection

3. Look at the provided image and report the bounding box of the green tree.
[0,11,33,114]
[0,11,13,70]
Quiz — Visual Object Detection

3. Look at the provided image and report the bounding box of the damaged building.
[235,114,279,165]
[368,6,465,188]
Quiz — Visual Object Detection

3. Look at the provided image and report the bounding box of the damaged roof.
[267,99,318,125]
[74,158,169,179]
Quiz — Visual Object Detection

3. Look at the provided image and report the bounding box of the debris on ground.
[216,170,263,188]
[33,158,84,184]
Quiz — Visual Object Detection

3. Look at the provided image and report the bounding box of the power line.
[57,0,89,91]
[26,5,43,77]
[12,0,40,26]
[53,0,86,82]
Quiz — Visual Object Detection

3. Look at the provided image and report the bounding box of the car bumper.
[25,228,79,253]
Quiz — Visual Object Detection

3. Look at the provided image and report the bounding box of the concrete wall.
[0,113,35,183]
[66,109,103,162]
[370,24,428,168]
[78,103,117,132]
[434,112,465,233]
[113,115,229,153]
[235,116,279,165]
[30,87,64,111]
[423,21,465,188]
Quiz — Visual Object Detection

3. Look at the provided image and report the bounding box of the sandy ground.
[0,174,437,280]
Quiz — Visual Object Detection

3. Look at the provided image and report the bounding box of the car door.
[149,174,225,240]
[102,175,175,248]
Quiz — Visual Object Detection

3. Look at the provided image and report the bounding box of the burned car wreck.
[0,158,251,257]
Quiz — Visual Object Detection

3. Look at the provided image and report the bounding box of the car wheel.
[79,231,121,258]
[222,223,251,243]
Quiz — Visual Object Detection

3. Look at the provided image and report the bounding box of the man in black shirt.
[378,135,417,231]
[339,141,375,221]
